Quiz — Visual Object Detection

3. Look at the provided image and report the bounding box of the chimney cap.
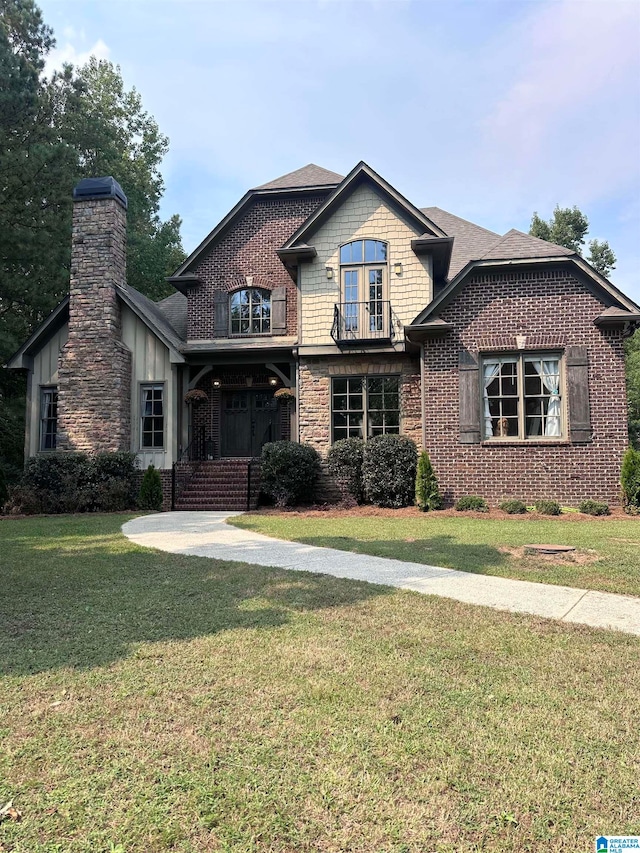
[73,176,128,209]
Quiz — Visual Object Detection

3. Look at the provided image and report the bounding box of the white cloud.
[44,37,110,76]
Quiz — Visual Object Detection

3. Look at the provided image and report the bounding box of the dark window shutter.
[459,350,481,444]
[566,345,592,442]
[213,291,229,337]
[271,287,287,335]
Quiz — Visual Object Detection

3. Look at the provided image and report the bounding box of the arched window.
[339,240,388,334]
[230,288,271,335]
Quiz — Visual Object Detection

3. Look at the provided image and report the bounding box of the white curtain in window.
[483,362,502,437]
[537,359,561,436]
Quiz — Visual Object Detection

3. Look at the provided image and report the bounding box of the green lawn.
[1,514,639,852]
[231,510,640,597]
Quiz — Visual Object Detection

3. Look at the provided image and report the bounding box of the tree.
[529,205,616,277]
[58,57,185,299]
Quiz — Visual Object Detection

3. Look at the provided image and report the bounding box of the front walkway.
[122,512,640,637]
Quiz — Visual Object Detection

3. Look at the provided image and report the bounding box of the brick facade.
[189,195,327,340]
[424,267,627,506]
[57,194,132,452]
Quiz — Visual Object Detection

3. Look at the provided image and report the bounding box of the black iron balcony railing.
[331,300,393,344]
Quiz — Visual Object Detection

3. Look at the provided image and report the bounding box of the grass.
[0,514,639,852]
[231,510,640,597]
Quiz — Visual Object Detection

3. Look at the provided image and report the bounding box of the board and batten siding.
[27,325,68,456]
[299,182,433,346]
[122,306,178,469]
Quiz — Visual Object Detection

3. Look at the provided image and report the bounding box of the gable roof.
[479,229,574,261]
[157,291,188,340]
[5,284,187,370]
[281,161,447,251]
[254,164,344,191]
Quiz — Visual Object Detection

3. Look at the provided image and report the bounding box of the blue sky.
[39,0,640,302]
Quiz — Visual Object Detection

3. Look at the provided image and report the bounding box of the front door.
[221,390,279,457]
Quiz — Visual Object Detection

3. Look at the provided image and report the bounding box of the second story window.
[230,288,271,335]
[339,240,388,334]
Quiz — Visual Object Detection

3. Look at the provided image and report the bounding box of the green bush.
[621,447,640,512]
[10,452,138,514]
[261,441,321,507]
[0,464,8,511]
[327,438,365,504]
[499,499,527,514]
[578,499,610,516]
[415,451,442,511]
[534,499,561,516]
[362,435,417,508]
[138,464,164,511]
[455,495,488,512]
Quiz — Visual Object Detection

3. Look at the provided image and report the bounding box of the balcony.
[331,301,393,346]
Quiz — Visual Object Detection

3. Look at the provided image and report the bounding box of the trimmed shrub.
[10,452,138,514]
[261,441,321,507]
[499,499,527,514]
[138,464,164,511]
[578,499,610,516]
[455,495,488,512]
[534,499,561,516]
[362,435,418,508]
[415,451,442,511]
[499,498,527,515]
[327,438,365,504]
[621,447,640,512]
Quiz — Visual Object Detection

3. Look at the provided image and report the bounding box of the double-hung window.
[230,288,271,335]
[332,376,400,441]
[40,386,58,450]
[483,354,563,439]
[141,384,165,449]
[339,240,388,337]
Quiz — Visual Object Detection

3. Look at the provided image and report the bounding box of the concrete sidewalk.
[122,512,640,637]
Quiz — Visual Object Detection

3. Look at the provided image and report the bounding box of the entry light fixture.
[326,266,334,280]
[394,262,403,276]
[212,378,221,388]
[268,376,279,387]
[245,376,253,387]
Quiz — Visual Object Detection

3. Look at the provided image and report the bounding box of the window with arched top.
[230,288,271,335]
[339,240,388,335]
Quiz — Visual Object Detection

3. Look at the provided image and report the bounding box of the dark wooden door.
[221,390,279,457]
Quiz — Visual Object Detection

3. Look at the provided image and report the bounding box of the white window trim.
[481,352,566,442]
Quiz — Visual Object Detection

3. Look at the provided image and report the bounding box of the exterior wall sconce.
[212,378,221,389]
[326,266,334,280]
[394,262,403,276]
[245,376,253,387]
[268,376,279,387]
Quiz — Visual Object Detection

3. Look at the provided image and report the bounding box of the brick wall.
[424,267,628,506]
[57,194,132,452]
[188,195,327,340]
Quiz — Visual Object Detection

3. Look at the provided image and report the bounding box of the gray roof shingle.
[120,285,186,351]
[255,164,344,191]
[157,291,188,340]
[479,229,574,261]
[420,207,500,278]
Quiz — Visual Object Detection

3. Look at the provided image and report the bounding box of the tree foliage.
[529,205,616,277]
[626,329,640,449]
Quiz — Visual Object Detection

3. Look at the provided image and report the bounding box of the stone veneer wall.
[425,267,628,506]
[57,194,132,452]
[189,194,328,340]
[299,354,422,451]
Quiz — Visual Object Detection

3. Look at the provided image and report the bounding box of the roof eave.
[116,286,185,363]
[167,273,201,294]
[4,296,69,370]
[411,236,454,281]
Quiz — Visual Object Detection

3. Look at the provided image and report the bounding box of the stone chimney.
[57,177,132,452]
